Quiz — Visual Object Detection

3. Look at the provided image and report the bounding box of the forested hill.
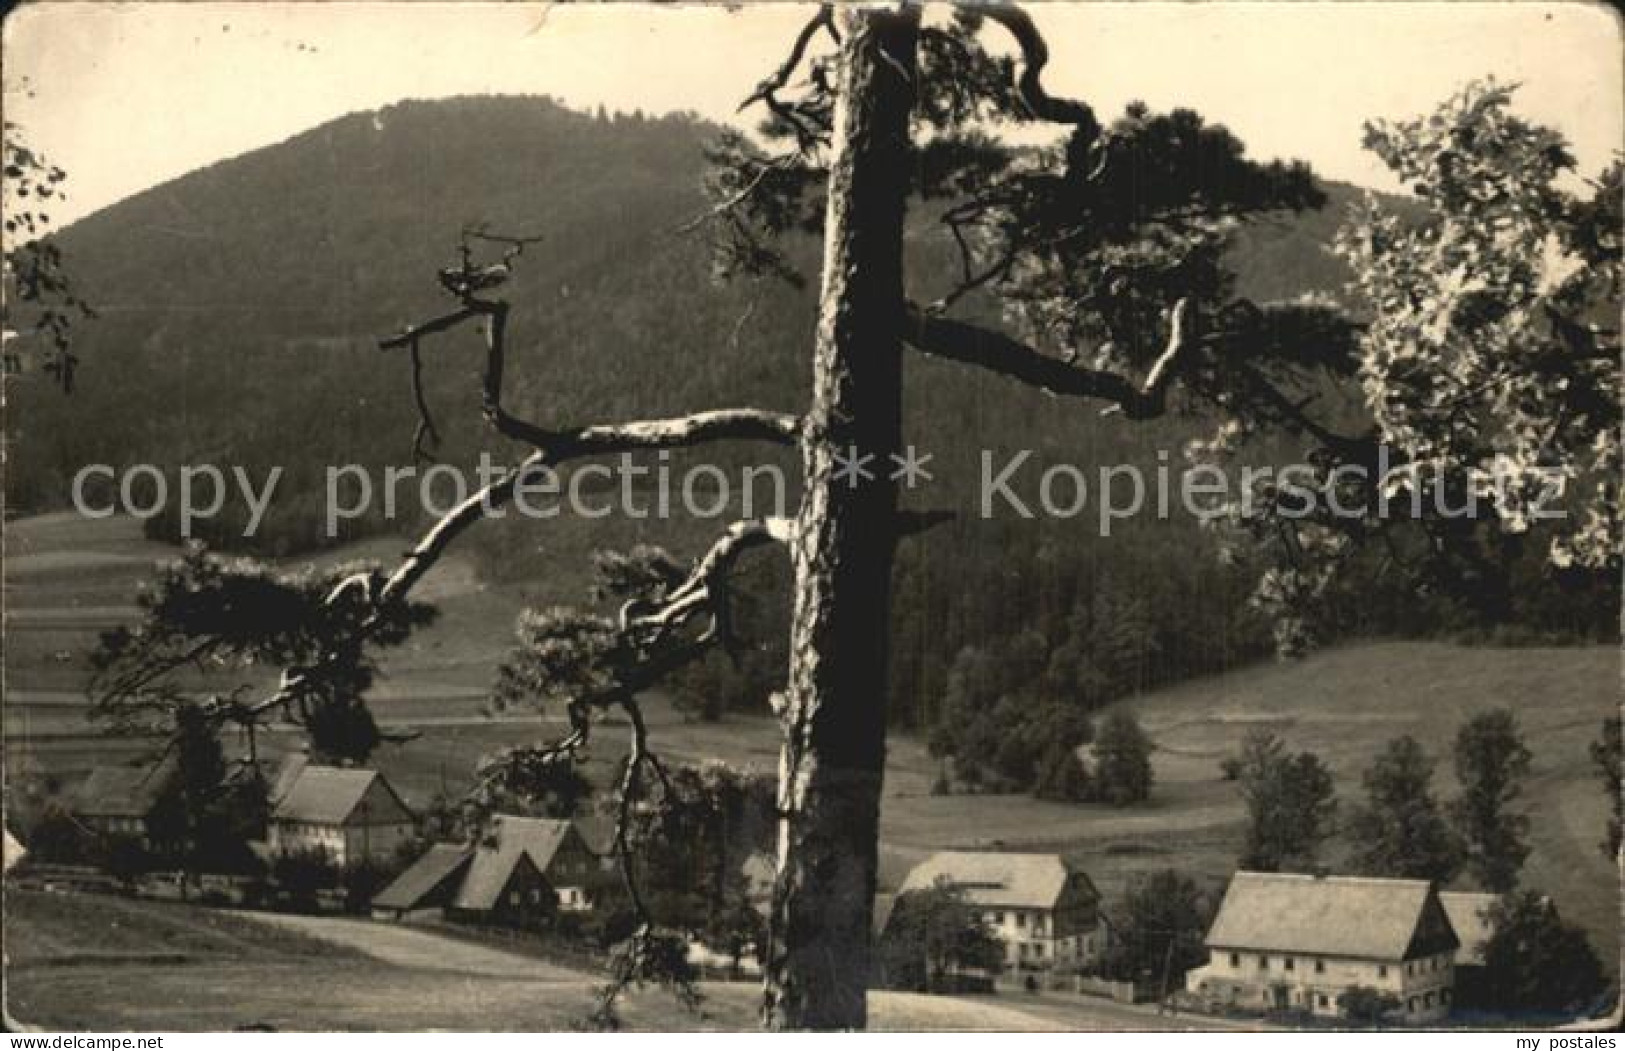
[4,95,1404,731]
[11,94,1374,528]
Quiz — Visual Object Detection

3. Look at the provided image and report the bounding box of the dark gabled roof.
[72,758,178,819]
[372,843,472,912]
[271,763,412,826]
[1206,871,1460,962]
[898,851,1094,910]
[452,816,577,912]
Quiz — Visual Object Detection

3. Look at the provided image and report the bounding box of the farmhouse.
[266,757,414,867]
[373,815,604,925]
[70,758,181,849]
[896,851,1109,974]
[1186,871,1460,1022]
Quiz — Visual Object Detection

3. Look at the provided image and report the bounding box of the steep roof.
[1439,891,1501,965]
[372,843,472,912]
[897,851,1093,910]
[1206,871,1460,961]
[270,754,309,804]
[72,758,178,819]
[271,764,412,826]
[452,816,577,912]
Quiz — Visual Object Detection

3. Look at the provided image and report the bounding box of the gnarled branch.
[904,298,1195,419]
[976,5,1100,137]
[383,292,800,455]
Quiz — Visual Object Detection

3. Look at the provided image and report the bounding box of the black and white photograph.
[1,0,1620,1036]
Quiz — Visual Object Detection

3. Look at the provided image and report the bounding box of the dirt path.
[242,913,587,980]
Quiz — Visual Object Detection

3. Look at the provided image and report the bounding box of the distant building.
[373,815,604,925]
[896,851,1109,974]
[1186,871,1460,1022]
[266,756,414,868]
[70,758,182,850]
[1437,891,1500,967]
[1440,889,1538,1011]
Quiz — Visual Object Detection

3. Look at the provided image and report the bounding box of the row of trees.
[1232,709,1542,889]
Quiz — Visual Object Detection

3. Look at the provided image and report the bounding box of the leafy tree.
[1097,870,1210,991]
[1340,81,1620,575]
[271,848,340,912]
[1480,892,1605,1017]
[1348,736,1462,883]
[1033,742,1092,803]
[2,121,94,389]
[1590,716,1621,861]
[139,704,266,893]
[630,764,775,968]
[1198,81,1620,651]
[97,835,156,893]
[931,643,1094,794]
[1233,731,1337,873]
[90,544,434,765]
[1337,986,1401,1025]
[1091,710,1154,805]
[875,878,1004,992]
[341,856,403,915]
[1450,709,1532,892]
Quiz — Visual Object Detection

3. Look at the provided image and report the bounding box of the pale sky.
[4,1,1621,230]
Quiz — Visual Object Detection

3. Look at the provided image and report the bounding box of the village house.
[1186,871,1460,1023]
[372,815,604,926]
[896,851,1109,975]
[266,756,414,868]
[70,758,182,850]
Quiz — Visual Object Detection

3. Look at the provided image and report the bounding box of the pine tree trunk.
[763,7,919,1031]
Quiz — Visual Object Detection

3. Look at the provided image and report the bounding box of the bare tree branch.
[677,157,795,236]
[621,517,794,647]
[383,293,800,455]
[903,298,1195,419]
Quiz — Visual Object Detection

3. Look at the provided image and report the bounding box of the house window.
[1315,959,1325,974]
[1378,965,1388,978]
[994,912,1004,925]
[1408,997,1418,1013]
[509,892,520,905]
[1284,958,1295,972]
[1033,943,1044,958]
[1317,994,1329,1008]
[1016,913,1027,929]
[1424,992,1434,1008]
[1229,953,1240,967]
[1258,956,1269,971]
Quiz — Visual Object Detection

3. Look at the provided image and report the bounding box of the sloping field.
[5,514,1618,977]
[4,890,1183,1031]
